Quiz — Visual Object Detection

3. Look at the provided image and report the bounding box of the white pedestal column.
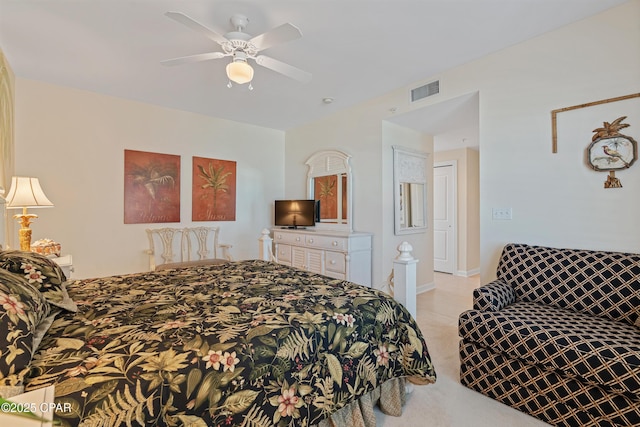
[258,229,273,261]
[393,241,418,318]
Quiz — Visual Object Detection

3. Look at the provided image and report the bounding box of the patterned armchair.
[458,243,640,426]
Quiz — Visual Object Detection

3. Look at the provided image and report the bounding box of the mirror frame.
[393,145,429,235]
[306,150,352,232]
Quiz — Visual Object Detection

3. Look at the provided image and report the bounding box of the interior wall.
[284,103,386,288]
[287,0,639,285]
[8,1,638,285]
[466,148,480,272]
[472,1,640,281]
[13,78,285,278]
[285,94,435,291]
[376,1,639,283]
[382,121,434,290]
[434,147,480,276]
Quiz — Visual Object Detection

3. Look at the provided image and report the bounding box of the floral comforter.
[25,260,436,427]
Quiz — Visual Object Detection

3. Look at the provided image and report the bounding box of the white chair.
[146,226,232,271]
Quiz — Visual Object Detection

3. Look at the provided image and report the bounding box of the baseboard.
[417,281,435,294]
[455,268,480,277]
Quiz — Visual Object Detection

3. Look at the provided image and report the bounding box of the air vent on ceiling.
[410,80,439,103]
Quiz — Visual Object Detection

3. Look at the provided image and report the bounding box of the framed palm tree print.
[124,149,180,224]
[192,156,236,221]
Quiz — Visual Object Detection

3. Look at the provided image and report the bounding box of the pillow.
[32,310,60,353]
[0,250,77,312]
[0,269,51,397]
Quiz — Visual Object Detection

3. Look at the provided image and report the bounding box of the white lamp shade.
[226,60,254,84]
[5,176,54,209]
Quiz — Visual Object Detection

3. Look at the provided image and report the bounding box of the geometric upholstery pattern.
[472,279,516,311]
[459,302,640,394]
[497,243,640,327]
[459,243,640,426]
[460,342,640,427]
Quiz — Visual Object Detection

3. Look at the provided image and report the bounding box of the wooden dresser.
[272,228,372,287]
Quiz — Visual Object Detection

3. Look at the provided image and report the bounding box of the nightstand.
[52,255,73,279]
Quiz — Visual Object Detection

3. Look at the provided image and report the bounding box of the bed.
[0,250,436,427]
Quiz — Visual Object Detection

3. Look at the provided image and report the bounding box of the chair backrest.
[146,226,227,270]
[497,243,640,327]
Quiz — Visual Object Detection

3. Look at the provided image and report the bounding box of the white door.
[433,164,455,273]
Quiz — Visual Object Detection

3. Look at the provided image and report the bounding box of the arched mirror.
[306,150,352,232]
[393,145,428,235]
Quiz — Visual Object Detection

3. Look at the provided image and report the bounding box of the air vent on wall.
[410,80,439,103]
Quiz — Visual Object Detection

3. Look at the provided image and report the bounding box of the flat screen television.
[274,200,319,229]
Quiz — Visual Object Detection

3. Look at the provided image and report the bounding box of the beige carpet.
[374,273,550,427]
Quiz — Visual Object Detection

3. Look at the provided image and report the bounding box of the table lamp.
[5,176,54,251]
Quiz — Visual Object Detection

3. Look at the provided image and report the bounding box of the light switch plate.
[492,208,513,220]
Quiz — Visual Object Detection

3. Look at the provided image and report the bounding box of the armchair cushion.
[459,301,640,395]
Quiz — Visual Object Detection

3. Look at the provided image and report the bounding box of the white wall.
[14,79,285,278]
[287,0,640,285]
[382,122,434,291]
[10,1,639,286]
[473,1,640,281]
[285,92,435,291]
[284,101,386,288]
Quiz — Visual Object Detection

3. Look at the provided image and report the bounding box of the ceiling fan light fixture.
[226,58,254,84]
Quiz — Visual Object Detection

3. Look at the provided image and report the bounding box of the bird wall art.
[586,116,637,188]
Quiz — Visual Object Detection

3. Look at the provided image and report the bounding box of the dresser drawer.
[305,235,347,251]
[276,244,292,263]
[325,251,346,274]
[274,231,305,245]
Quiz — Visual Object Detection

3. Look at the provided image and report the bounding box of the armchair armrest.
[473,280,516,311]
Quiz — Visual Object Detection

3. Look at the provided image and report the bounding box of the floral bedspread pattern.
[25,260,436,427]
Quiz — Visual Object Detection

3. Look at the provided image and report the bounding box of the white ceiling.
[0,0,628,133]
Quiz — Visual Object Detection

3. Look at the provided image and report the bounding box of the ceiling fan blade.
[161,52,226,66]
[165,11,228,46]
[250,23,302,51]
[255,55,312,83]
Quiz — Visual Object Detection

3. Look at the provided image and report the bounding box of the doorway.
[433,161,456,273]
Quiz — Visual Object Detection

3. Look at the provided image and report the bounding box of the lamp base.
[18,227,33,251]
[13,213,38,252]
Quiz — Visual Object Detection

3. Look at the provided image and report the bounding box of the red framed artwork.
[124,149,180,224]
[314,174,347,221]
[192,156,236,221]
[315,175,337,220]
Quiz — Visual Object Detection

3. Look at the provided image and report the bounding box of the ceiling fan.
[161,11,312,89]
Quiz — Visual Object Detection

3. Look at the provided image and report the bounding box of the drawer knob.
[309,238,314,243]
[330,260,336,265]
[332,241,338,246]
[296,237,301,241]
